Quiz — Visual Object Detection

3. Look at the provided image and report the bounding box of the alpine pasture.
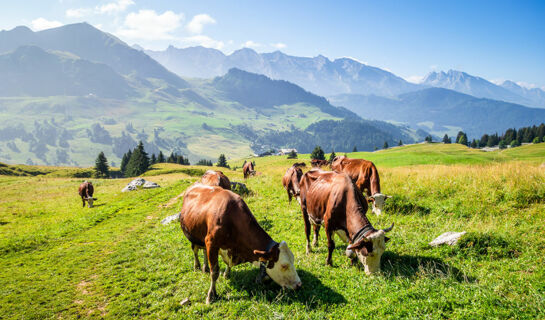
[1,143,544,319]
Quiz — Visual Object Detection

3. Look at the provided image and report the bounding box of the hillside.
[330,88,545,138]
[1,144,544,318]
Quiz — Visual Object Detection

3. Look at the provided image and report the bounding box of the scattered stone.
[429,231,467,247]
[180,298,191,306]
[122,178,160,192]
[161,213,180,225]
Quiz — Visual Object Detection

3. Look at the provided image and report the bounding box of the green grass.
[1,143,545,319]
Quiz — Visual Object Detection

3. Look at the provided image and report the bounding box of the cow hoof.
[312,240,318,247]
[206,291,217,304]
[326,260,333,267]
[306,244,312,254]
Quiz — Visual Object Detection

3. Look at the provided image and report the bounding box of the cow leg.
[206,245,219,304]
[325,223,335,266]
[192,244,201,271]
[287,190,292,204]
[202,248,210,273]
[313,224,320,247]
[302,212,312,254]
[82,197,85,208]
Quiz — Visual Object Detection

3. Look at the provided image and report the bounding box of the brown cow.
[200,170,231,190]
[331,156,391,216]
[311,159,328,168]
[299,169,393,274]
[78,181,97,208]
[282,164,304,204]
[180,184,301,303]
[243,161,256,179]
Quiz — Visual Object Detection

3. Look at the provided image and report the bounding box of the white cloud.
[97,0,134,14]
[186,14,216,34]
[65,8,90,18]
[31,18,63,31]
[271,42,286,49]
[405,75,424,84]
[117,10,184,40]
[242,40,261,48]
[181,35,224,49]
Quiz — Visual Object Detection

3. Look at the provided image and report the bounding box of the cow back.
[201,170,231,190]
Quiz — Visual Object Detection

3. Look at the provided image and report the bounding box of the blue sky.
[1,0,544,88]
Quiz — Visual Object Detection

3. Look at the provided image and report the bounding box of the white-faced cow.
[78,181,97,208]
[331,156,391,215]
[281,163,305,204]
[180,184,302,304]
[299,169,393,274]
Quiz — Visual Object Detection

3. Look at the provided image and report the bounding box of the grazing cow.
[200,170,231,190]
[311,159,329,168]
[180,184,302,303]
[331,156,391,215]
[78,181,97,208]
[282,164,304,204]
[243,161,256,179]
[299,169,393,274]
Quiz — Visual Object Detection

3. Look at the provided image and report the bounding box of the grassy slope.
[1,144,544,319]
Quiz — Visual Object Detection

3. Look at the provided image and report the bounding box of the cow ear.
[253,250,270,262]
[347,237,370,251]
[384,236,390,243]
[367,197,375,203]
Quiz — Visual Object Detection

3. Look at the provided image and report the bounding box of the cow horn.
[382,223,394,232]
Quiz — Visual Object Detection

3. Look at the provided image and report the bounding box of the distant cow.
[243,161,256,179]
[331,156,391,215]
[311,159,328,168]
[78,181,97,208]
[200,170,231,190]
[180,184,301,303]
[299,169,393,274]
[282,164,304,204]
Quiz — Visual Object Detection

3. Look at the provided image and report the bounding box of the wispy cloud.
[117,10,184,40]
[242,40,261,48]
[31,18,63,31]
[181,35,224,49]
[270,42,286,49]
[96,0,134,14]
[186,14,216,34]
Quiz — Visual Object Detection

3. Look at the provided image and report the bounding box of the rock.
[429,231,467,247]
[122,184,137,192]
[143,181,160,189]
[180,298,191,306]
[161,213,180,225]
[121,178,160,192]
[130,178,146,186]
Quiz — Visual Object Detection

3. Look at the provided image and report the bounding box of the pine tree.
[310,146,325,160]
[120,149,132,175]
[329,149,336,163]
[352,146,357,152]
[470,139,477,148]
[458,133,468,146]
[287,150,297,159]
[425,135,433,142]
[150,153,157,164]
[217,154,228,168]
[456,131,465,144]
[157,151,165,163]
[443,134,451,144]
[398,140,403,146]
[498,140,507,149]
[383,141,389,149]
[125,141,149,177]
[94,151,110,178]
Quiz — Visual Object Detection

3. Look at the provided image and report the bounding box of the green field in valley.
[1,143,544,319]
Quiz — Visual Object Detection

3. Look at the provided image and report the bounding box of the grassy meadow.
[1,143,545,319]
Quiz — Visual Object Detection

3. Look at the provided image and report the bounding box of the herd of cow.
[77,156,394,304]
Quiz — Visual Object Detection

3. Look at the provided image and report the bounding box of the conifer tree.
[310,146,325,160]
[398,140,403,146]
[150,153,157,164]
[94,151,110,178]
[287,150,297,159]
[217,154,228,168]
[157,151,165,163]
[443,134,451,144]
[383,141,389,149]
[458,133,468,146]
[125,141,149,177]
[352,146,357,152]
[120,149,132,175]
[329,149,336,163]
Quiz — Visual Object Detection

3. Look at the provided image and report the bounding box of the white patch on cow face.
[87,197,94,208]
[356,230,386,275]
[371,193,389,216]
[266,241,302,290]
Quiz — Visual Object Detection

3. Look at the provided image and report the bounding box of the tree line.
[440,123,545,149]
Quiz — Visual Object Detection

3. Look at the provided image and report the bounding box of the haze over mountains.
[0,22,543,166]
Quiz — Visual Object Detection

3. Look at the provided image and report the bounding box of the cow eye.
[281,264,289,271]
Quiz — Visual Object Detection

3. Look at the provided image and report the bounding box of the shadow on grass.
[381,251,474,282]
[227,269,346,307]
[0,221,8,225]
[385,195,431,215]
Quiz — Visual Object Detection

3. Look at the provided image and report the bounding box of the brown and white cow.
[200,170,231,190]
[78,181,97,208]
[299,169,393,274]
[311,159,329,168]
[282,163,305,204]
[243,161,256,179]
[331,156,391,216]
[180,184,302,303]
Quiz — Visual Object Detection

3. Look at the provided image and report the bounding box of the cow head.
[291,167,303,202]
[368,193,392,216]
[330,155,347,172]
[346,224,393,275]
[254,241,302,290]
[86,197,97,208]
